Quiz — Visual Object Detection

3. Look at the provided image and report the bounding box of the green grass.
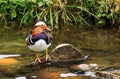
[0,0,119,29]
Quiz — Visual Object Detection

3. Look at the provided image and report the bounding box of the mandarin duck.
[26,21,52,62]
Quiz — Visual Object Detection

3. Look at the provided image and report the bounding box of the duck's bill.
[46,27,52,32]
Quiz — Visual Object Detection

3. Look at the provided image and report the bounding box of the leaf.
[50,7,53,28]
[97,20,106,26]
[10,0,26,7]
[45,0,53,5]
[54,12,58,26]
[101,14,106,17]
[38,2,44,7]
[97,14,101,18]
[115,5,119,12]
[10,10,17,19]
[16,1,26,7]
[0,0,7,4]
[31,0,37,3]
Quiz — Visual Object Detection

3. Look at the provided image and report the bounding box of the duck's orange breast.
[32,26,43,37]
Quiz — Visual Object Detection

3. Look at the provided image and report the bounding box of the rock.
[70,64,90,71]
[70,63,98,71]
[27,44,90,68]
[59,72,91,78]
[50,44,82,60]
[96,71,120,79]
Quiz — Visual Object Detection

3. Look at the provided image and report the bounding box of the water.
[0,27,120,79]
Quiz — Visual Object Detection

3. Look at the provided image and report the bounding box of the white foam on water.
[15,76,26,79]
[60,73,77,77]
[0,54,21,58]
[84,71,96,77]
[31,76,37,78]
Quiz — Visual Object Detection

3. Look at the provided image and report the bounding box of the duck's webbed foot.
[45,48,51,61]
[35,52,41,62]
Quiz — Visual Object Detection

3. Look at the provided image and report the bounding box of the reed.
[0,0,119,29]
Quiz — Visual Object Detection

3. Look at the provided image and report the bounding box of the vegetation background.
[0,0,120,29]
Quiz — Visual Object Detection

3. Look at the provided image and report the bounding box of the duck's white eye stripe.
[34,21,44,26]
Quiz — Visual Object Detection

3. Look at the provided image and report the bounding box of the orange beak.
[46,26,51,32]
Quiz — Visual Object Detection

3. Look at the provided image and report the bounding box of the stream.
[0,27,120,79]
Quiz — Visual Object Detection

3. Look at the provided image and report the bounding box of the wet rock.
[50,44,82,60]
[96,71,120,79]
[60,72,91,79]
[69,63,116,72]
[69,63,120,78]
[28,55,90,68]
[69,64,99,78]
[70,64,90,71]
[27,44,89,68]
[70,63,98,71]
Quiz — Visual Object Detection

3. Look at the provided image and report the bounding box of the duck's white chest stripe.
[28,34,34,45]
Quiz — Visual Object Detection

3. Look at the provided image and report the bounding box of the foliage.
[0,0,119,28]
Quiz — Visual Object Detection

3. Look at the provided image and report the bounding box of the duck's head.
[32,21,51,36]
[34,21,51,31]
